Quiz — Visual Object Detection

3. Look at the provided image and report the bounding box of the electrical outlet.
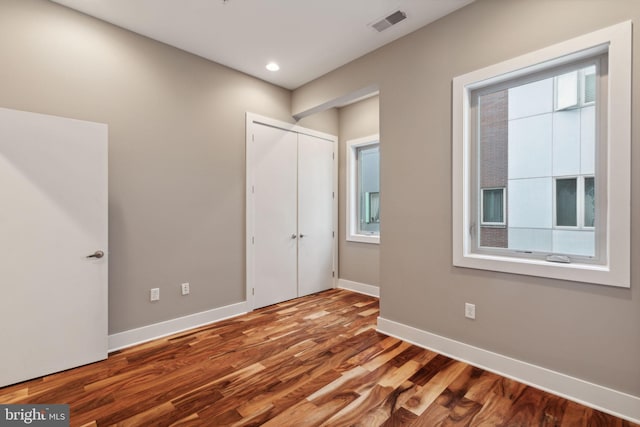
[150,288,160,302]
[181,282,190,296]
[465,302,476,320]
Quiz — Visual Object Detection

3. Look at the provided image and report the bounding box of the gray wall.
[338,96,380,286]
[0,0,294,334]
[297,108,339,137]
[292,0,640,397]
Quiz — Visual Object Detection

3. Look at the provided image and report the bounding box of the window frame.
[346,134,380,244]
[452,21,631,288]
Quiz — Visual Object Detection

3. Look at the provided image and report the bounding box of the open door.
[0,108,108,387]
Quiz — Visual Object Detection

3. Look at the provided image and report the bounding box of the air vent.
[371,10,407,32]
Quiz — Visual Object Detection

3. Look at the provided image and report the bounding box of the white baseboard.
[108,301,248,352]
[338,278,379,297]
[377,317,640,424]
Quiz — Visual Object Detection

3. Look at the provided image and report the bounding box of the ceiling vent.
[370,10,407,32]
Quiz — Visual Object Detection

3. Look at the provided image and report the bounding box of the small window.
[453,21,631,287]
[555,178,578,227]
[555,65,596,111]
[554,176,594,230]
[481,188,505,226]
[346,135,380,244]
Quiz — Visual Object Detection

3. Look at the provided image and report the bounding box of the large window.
[474,60,600,258]
[452,22,631,287]
[346,135,380,244]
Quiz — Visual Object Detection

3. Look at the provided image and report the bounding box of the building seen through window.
[477,64,596,257]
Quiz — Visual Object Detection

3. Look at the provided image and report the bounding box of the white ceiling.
[50,0,473,90]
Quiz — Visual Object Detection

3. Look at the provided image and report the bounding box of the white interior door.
[298,133,335,296]
[250,123,298,309]
[0,108,108,387]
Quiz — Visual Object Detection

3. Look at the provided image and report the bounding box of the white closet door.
[251,124,298,308]
[298,133,335,296]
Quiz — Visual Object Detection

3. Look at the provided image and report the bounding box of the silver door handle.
[291,234,297,239]
[87,250,105,259]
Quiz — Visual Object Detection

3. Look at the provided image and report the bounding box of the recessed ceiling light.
[266,62,280,72]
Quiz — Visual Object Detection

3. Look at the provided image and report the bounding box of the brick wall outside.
[480,226,508,248]
[479,89,508,248]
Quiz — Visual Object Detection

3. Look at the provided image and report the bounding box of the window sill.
[347,234,380,245]
[453,251,628,288]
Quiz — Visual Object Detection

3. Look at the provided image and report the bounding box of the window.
[481,188,505,226]
[474,61,601,257]
[554,176,594,230]
[452,22,631,287]
[555,178,578,227]
[346,135,380,243]
[555,65,596,110]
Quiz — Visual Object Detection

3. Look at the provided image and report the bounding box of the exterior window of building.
[555,66,596,110]
[346,135,380,244]
[554,176,595,229]
[452,22,631,287]
[481,188,505,226]
[555,178,578,227]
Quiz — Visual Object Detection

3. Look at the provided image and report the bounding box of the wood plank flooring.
[0,289,636,426]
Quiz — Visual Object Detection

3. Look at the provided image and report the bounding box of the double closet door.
[247,114,337,309]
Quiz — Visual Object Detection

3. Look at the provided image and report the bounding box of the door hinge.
[332,231,335,238]
[332,271,335,278]
[332,152,335,160]
[332,191,335,199]
[252,185,255,194]
[252,236,255,244]
[252,134,255,142]
[252,288,255,296]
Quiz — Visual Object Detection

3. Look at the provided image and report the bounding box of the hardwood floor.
[0,289,636,426]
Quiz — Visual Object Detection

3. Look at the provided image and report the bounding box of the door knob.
[291,234,297,239]
[86,250,105,259]
[299,234,305,238]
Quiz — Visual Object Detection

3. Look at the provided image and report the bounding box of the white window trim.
[346,134,380,244]
[452,21,631,288]
[480,187,506,227]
